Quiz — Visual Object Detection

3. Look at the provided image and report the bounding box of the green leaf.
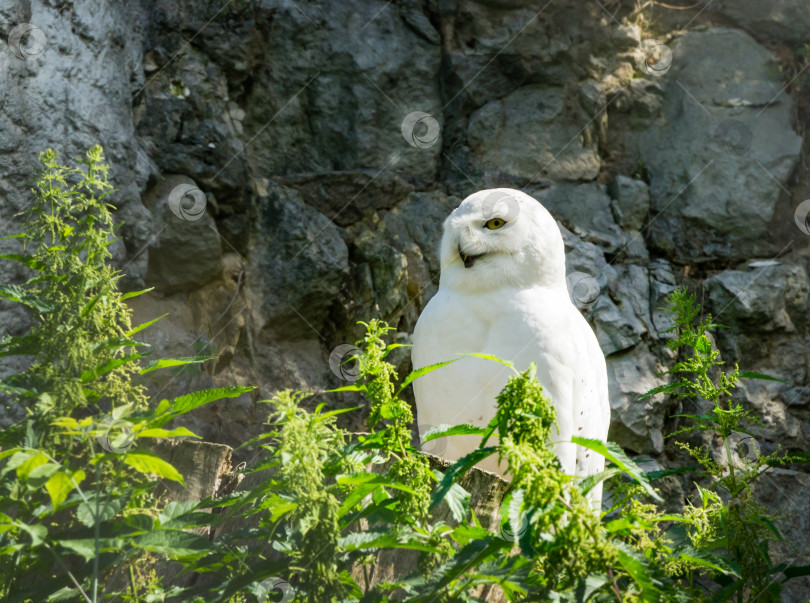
[644,465,698,480]
[0,334,41,358]
[422,423,490,442]
[121,287,155,301]
[382,342,412,358]
[123,451,184,484]
[738,371,787,384]
[80,293,103,318]
[435,473,470,523]
[0,253,45,270]
[458,353,520,374]
[147,386,254,428]
[134,529,211,558]
[16,451,48,480]
[136,426,201,439]
[138,354,216,375]
[323,384,367,393]
[158,500,198,526]
[340,529,443,553]
[59,538,97,562]
[80,353,143,382]
[0,285,54,313]
[572,436,663,502]
[77,498,122,527]
[337,473,416,495]
[507,489,525,545]
[638,380,690,400]
[18,522,47,547]
[615,541,661,598]
[397,358,461,394]
[578,467,622,495]
[45,469,86,510]
[430,447,498,511]
[783,564,810,581]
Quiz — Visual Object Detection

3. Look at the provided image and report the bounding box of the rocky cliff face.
[1,0,809,595]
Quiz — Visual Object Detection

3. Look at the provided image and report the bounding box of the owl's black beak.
[458,244,483,268]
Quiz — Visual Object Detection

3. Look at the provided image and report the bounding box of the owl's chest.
[416,286,570,359]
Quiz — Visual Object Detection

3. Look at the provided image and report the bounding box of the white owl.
[411,188,610,510]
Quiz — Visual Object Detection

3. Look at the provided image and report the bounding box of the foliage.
[0,147,253,603]
[0,148,808,602]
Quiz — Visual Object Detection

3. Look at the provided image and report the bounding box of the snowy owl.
[411,188,610,510]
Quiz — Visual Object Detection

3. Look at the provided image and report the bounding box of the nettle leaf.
[738,371,787,384]
[422,423,490,442]
[158,500,198,526]
[60,537,124,562]
[339,529,443,553]
[80,353,143,382]
[147,386,254,428]
[123,451,184,484]
[337,473,417,495]
[120,286,155,301]
[0,253,45,271]
[615,541,661,597]
[16,451,49,480]
[578,467,621,495]
[77,498,122,527]
[136,426,200,439]
[0,284,54,313]
[397,358,461,394]
[134,529,211,558]
[430,447,497,512]
[138,354,217,375]
[572,437,662,502]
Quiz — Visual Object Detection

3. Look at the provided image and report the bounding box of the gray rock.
[591,294,648,356]
[752,468,810,601]
[712,0,810,44]
[467,86,601,182]
[242,0,442,184]
[538,182,627,253]
[611,24,641,50]
[606,343,669,454]
[144,176,223,293]
[630,28,803,261]
[608,175,650,231]
[707,263,810,333]
[278,170,414,227]
[648,259,679,340]
[245,182,349,340]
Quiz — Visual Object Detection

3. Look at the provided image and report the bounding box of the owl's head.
[438,188,566,293]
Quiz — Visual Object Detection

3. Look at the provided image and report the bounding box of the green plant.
[2,147,808,603]
[0,146,252,603]
[637,288,810,601]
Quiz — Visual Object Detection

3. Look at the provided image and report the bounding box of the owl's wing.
[412,290,511,473]
[484,290,610,509]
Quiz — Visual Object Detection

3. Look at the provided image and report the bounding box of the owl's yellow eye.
[484,218,506,230]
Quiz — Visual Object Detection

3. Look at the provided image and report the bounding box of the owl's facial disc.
[458,244,485,268]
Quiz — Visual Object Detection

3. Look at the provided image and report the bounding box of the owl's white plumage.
[412,188,610,510]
